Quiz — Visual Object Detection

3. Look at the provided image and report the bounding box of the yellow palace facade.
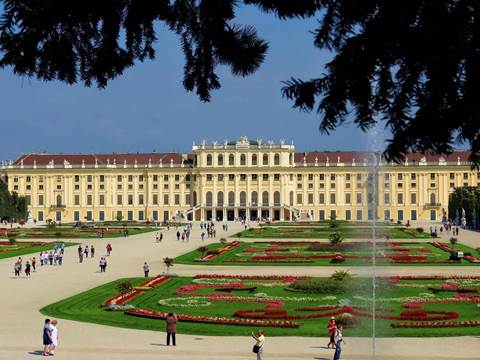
[0,137,477,223]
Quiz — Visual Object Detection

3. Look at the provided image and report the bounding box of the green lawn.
[40,275,480,337]
[174,241,479,266]
[3,226,159,239]
[0,241,77,259]
[235,226,431,239]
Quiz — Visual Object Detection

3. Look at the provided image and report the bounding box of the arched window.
[252,154,258,166]
[229,154,235,166]
[217,191,224,206]
[56,194,62,206]
[251,191,258,206]
[262,191,269,206]
[240,191,246,206]
[218,154,224,166]
[206,191,213,206]
[289,191,294,206]
[206,154,213,166]
[274,153,280,165]
[193,191,197,206]
[240,154,246,166]
[274,191,281,206]
[262,153,269,165]
[430,193,436,205]
[228,191,235,206]
[289,153,293,165]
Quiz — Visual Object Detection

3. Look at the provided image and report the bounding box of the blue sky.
[0,5,389,161]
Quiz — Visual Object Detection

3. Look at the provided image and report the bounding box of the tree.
[328,232,343,245]
[329,213,338,228]
[197,246,208,257]
[2,1,479,163]
[0,178,28,221]
[449,237,458,252]
[163,257,174,273]
[116,213,124,222]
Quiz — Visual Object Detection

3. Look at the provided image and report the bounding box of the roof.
[293,151,471,164]
[13,153,185,166]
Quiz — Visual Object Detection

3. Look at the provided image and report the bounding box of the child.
[327,317,337,349]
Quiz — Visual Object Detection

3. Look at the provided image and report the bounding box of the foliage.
[335,312,359,328]
[328,232,343,244]
[449,237,458,251]
[288,278,348,294]
[219,237,228,244]
[329,213,338,228]
[0,179,28,220]
[330,270,352,282]
[197,246,208,256]
[416,227,424,233]
[115,281,133,294]
[116,213,124,222]
[449,187,480,228]
[8,236,16,245]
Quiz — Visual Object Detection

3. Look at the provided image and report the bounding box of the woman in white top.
[251,330,265,360]
[49,320,58,355]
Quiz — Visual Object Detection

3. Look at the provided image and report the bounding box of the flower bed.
[392,320,480,328]
[198,241,242,261]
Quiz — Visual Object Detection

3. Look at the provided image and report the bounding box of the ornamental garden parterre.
[41,273,480,337]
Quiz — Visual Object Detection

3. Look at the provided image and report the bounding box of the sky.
[0,5,390,161]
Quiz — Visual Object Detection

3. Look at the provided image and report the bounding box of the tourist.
[32,257,36,271]
[78,245,83,263]
[99,257,107,272]
[333,325,346,360]
[143,262,150,277]
[91,245,95,258]
[14,260,21,277]
[57,251,63,266]
[327,316,337,348]
[176,231,180,241]
[156,232,160,242]
[201,231,205,241]
[42,319,53,356]
[48,251,54,265]
[166,313,177,346]
[159,232,163,242]
[84,245,89,258]
[251,330,265,360]
[106,243,112,256]
[49,319,59,355]
[25,260,31,277]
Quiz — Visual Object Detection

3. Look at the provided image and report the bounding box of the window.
[346,174,351,181]
[450,182,455,188]
[308,193,314,204]
[356,193,362,205]
[56,185,62,190]
[153,194,158,205]
[228,174,235,181]
[411,173,416,180]
[274,174,280,181]
[397,193,403,204]
[87,175,93,182]
[296,193,303,204]
[430,173,435,180]
[138,211,144,221]
[39,185,44,190]
[430,210,436,221]
[262,191,269,206]
[164,184,169,190]
[164,175,169,181]
[319,193,325,204]
[153,175,158,182]
[229,154,235,166]
[330,193,336,204]
[153,184,158,190]
[319,174,325,181]
[384,210,390,220]
[262,154,269,165]
[185,174,190,182]
[384,193,390,205]
[356,174,362,181]
[251,191,258,206]
[330,182,336,189]
[117,175,122,182]
[138,194,144,205]
[240,154,246,165]
[206,174,213,181]
[38,195,44,206]
[240,174,246,181]
[228,191,235,206]
[128,175,133,182]
[410,193,417,204]
[430,193,436,204]
[26,185,31,190]
[87,194,92,206]
[450,172,455,180]
[345,210,351,220]
[117,195,122,205]
[206,192,213,206]
[175,194,180,205]
[274,191,280,205]
[128,211,133,221]
[384,174,390,181]
[297,183,302,189]
[218,154,224,166]
[330,174,336,181]
[274,153,280,165]
[99,211,105,221]
[206,154,213,166]
[330,210,336,219]
[411,210,417,220]
[99,194,105,205]
[398,173,403,180]
[73,211,80,222]
[319,210,325,220]
[128,194,133,205]
[345,193,351,204]
[164,194,169,205]
[356,210,363,221]
[39,176,44,183]
[217,191,224,206]
[87,184,92,190]
[397,182,403,188]
[38,211,44,222]
[398,210,404,221]
[463,172,468,179]
[411,182,416,188]
[99,175,105,182]
[218,174,224,181]
[175,175,180,182]
[252,154,258,165]
[263,174,269,181]
[185,194,191,205]
[240,191,247,206]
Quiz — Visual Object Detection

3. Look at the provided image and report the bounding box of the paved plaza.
[0,222,478,359]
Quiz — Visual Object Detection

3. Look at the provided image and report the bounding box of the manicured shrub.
[330,270,352,282]
[416,227,424,233]
[288,278,348,294]
[330,254,346,263]
[328,232,343,244]
[335,312,359,328]
[116,280,133,294]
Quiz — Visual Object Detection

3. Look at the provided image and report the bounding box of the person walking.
[143,262,150,277]
[106,243,112,256]
[78,245,83,263]
[251,330,265,360]
[49,319,59,355]
[84,245,89,258]
[333,325,346,360]
[32,257,36,272]
[99,257,107,272]
[176,231,181,241]
[91,245,95,258]
[25,260,31,277]
[14,261,21,277]
[166,313,177,346]
[42,319,53,356]
[327,316,337,348]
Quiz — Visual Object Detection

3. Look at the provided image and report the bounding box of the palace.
[0,137,476,223]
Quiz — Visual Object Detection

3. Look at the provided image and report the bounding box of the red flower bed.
[392,320,480,328]
[141,275,170,288]
[389,255,428,262]
[125,308,299,327]
[200,241,241,260]
[194,274,309,281]
[402,302,423,309]
[102,290,142,306]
